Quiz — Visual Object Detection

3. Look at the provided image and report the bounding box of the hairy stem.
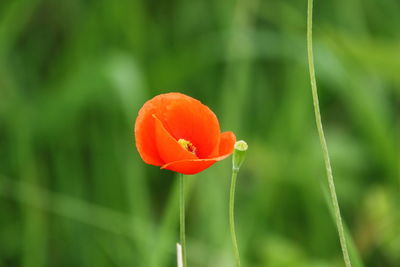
[306,0,352,266]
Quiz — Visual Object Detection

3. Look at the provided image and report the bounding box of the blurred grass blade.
[0,175,149,243]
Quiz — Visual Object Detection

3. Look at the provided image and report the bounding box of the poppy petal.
[154,93,221,158]
[161,132,236,175]
[153,115,198,163]
[161,155,228,175]
[134,103,164,166]
[219,131,236,155]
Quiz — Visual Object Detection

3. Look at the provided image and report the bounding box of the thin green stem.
[306,0,352,266]
[179,173,187,267]
[229,170,241,267]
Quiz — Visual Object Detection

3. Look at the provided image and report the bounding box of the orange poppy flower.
[134,92,236,175]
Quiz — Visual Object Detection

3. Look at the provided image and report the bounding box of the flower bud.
[232,140,248,172]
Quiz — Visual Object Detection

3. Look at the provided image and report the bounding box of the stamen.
[178,139,197,155]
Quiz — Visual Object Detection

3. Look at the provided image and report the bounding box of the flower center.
[178,138,197,155]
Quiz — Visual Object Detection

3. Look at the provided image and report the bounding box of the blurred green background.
[0,0,399,266]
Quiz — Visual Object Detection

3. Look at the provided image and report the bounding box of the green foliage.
[0,0,398,266]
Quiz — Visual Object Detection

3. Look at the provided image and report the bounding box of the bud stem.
[229,140,247,267]
[229,169,241,267]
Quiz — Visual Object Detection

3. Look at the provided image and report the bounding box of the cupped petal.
[161,132,236,175]
[161,154,230,175]
[154,93,221,158]
[153,115,198,163]
[134,103,164,166]
[219,131,236,155]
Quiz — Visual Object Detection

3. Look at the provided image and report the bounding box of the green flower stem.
[306,0,352,266]
[229,169,241,267]
[179,173,187,267]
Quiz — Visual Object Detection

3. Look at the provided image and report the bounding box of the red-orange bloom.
[134,93,236,175]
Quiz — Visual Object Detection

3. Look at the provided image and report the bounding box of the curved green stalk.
[229,169,241,267]
[306,0,352,266]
